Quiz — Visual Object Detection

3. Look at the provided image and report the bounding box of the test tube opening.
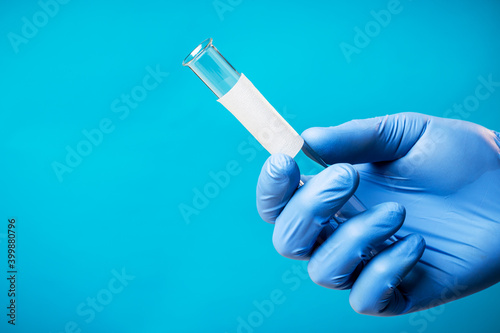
[182,38,212,67]
[182,38,241,98]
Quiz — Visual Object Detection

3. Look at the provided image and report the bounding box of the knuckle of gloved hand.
[494,131,500,151]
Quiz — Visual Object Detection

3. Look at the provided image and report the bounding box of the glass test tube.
[182,38,366,224]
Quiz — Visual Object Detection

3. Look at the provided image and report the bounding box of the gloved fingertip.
[328,163,360,193]
[257,154,300,224]
[401,233,426,255]
[383,201,406,215]
[301,127,324,144]
[296,163,359,222]
[378,202,406,225]
[301,127,331,160]
[266,154,299,181]
[388,234,426,264]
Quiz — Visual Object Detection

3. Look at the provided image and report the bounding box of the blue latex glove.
[256,112,500,316]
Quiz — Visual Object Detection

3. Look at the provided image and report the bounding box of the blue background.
[1,0,500,332]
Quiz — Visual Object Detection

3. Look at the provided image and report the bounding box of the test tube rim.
[182,37,213,67]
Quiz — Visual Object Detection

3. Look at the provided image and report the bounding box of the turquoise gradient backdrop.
[1,0,500,332]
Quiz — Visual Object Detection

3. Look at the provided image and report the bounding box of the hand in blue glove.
[256,112,500,316]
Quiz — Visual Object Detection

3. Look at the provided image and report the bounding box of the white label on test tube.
[217,74,304,158]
